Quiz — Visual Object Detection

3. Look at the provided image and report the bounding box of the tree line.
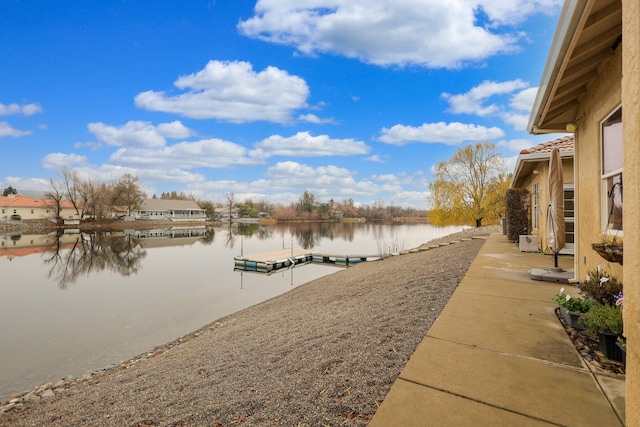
[4,142,509,226]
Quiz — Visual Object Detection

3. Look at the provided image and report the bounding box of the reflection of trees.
[236,224,260,236]
[223,225,236,250]
[200,227,216,245]
[43,232,146,289]
[223,224,273,250]
[269,222,358,249]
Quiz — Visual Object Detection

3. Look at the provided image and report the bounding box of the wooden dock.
[233,249,379,273]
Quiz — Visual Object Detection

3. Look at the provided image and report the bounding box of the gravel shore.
[1,226,497,427]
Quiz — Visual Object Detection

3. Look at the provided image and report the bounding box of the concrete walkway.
[369,233,625,427]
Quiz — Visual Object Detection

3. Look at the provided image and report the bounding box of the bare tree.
[225,192,235,224]
[45,178,65,224]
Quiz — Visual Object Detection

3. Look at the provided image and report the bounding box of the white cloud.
[1,176,50,193]
[109,138,263,169]
[389,191,430,209]
[502,154,520,175]
[42,153,88,170]
[500,112,530,131]
[156,121,197,139]
[365,154,388,163]
[0,121,30,138]
[378,122,504,145]
[253,131,370,157]
[238,1,560,68]
[134,60,309,123]
[263,161,378,198]
[497,138,538,153]
[509,87,538,111]
[87,120,195,148]
[442,79,529,116]
[476,0,563,25]
[0,102,42,116]
[298,113,336,124]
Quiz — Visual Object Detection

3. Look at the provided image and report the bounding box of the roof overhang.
[511,150,574,189]
[528,0,622,134]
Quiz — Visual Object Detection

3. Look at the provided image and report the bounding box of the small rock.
[1,403,16,413]
[41,389,55,399]
[22,392,39,402]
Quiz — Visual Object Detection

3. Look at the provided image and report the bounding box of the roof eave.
[511,150,574,189]
[528,0,589,134]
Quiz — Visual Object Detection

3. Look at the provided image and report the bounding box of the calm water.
[0,222,464,400]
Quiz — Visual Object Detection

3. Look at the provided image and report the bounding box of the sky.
[0,0,566,209]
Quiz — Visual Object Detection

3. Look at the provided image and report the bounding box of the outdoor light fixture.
[565,122,577,132]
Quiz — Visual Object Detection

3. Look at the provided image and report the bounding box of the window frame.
[533,181,540,230]
[600,105,623,234]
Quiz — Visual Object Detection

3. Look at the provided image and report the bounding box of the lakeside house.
[0,194,77,222]
[511,136,575,254]
[528,0,637,422]
[133,199,206,222]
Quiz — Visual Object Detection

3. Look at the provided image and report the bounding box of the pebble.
[41,390,55,399]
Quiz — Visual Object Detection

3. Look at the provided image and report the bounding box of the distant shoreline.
[1,217,438,234]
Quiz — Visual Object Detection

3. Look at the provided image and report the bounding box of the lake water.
[0,222,464,401]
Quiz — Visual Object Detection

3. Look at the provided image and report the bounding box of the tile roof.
[0,195,74,208]
[520,135,574,155]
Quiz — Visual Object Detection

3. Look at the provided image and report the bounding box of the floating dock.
[234,249,379,273]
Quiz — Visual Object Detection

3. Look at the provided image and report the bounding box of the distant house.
[511,136,575,254]
[133,199,206,221]
[0,194,77,222]
[214,206,238,222]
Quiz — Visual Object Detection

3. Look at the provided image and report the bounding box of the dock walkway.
[233,249,379,273]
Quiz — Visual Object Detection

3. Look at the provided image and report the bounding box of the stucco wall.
[622,0,639,423]
[574,45,623,282]
[1,205,75,221]
[518,157,574,253]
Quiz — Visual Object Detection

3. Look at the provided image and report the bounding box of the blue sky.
[0,0,564,208]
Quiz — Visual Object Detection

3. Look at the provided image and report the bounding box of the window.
[601,107,623,232]
[533,182,540,229]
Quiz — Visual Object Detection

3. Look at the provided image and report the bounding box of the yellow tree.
[428,142,509,227]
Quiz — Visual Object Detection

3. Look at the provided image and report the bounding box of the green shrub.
[581,304,623,335]
[553,288,593,313]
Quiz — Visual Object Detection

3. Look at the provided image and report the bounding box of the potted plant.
[578,267,623,306]
[553,288,592,329]
[592,235,623,265]
[581,303,624,362]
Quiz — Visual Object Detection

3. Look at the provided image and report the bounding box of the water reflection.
[1,226,216,289]
[43,233,146,289]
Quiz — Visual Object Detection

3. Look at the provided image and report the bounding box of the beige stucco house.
[528,0,638,421]
[511,136,575,254]
[0,194,77,222]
